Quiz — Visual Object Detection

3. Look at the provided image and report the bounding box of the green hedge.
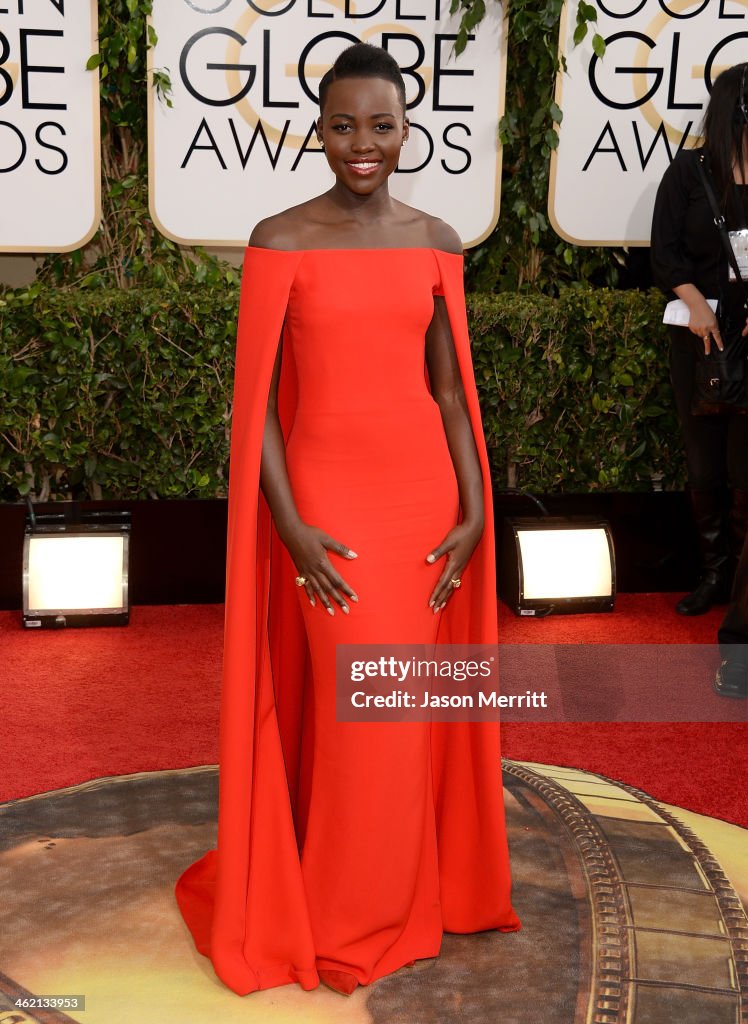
[470,287,684,492]
[0,283,683,502]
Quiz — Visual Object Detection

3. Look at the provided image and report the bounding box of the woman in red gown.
[174,41,520,997]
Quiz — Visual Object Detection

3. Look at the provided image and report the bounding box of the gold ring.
[295,576,307,587]
[450,577,462,588]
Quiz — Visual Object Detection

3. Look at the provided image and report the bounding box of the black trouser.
[719,537,748,647]
[670,326,748,646]
[669,325,748,491]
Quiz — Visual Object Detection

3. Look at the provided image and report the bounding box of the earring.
[317,138,324,149]
[401,139,406,147]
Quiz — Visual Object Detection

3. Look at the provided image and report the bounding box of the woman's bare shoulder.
[425,215,463,255]
[247,201,322,251]
[391,202,461,252]
[391,201,464,254]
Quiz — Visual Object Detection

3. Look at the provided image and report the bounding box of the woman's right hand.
[281,520,359,615]
[687,296,723,354]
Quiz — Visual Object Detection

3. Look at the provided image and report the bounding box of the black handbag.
[690,154,748,415]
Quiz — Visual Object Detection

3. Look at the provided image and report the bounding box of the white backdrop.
[549,0,748,246]
[148,0,507,248]
[0,2,100,253]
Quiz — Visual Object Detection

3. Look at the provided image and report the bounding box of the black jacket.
[650,146,748,301]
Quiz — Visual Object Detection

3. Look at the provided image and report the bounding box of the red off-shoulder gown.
[174,246,520,996]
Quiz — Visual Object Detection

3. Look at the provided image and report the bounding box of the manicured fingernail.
[327,607,334,616]
[347,550,358,558]
[428,598,434,608]
[310,596,316,607]
[342,604,349,614]
[426,554,435,563]
[350,593,359,602]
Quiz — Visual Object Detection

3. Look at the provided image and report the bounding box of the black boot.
[714,647,748,698]
[676,488,732,616]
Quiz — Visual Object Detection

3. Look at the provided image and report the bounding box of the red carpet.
[1,596,745,826]
[498,595,747,828]
[497,592,721,643]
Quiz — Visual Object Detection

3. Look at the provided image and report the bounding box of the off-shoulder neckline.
[245,245,463,256]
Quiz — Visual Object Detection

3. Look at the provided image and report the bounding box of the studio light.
[23,506,131,629]
[499,516,615,616]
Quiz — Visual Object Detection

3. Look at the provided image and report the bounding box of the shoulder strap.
[696,152,748,310]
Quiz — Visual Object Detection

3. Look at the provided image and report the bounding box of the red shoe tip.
[318,968,359,995]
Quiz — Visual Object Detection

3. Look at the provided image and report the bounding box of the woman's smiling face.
[316,76,409,194]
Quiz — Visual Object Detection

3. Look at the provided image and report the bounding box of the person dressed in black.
[651,63,748,628]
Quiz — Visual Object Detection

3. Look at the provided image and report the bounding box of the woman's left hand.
[425,518,484,612]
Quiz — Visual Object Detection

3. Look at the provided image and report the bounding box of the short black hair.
[318,42,407,115]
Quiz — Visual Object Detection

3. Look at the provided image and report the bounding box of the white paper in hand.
[663,298,718,326]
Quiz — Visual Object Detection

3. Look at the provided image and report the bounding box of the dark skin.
[249,75,485,615]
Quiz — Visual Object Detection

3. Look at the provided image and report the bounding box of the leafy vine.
[36,0,226,291]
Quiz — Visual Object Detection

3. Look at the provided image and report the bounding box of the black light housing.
[22,506,131,629]
[499,516,616,617]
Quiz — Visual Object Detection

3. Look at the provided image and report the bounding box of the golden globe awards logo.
[550,0,748,246]
[148,0,507,247]
[0,1,100,252]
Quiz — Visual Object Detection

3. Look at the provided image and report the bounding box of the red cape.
[174,246,518,995]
